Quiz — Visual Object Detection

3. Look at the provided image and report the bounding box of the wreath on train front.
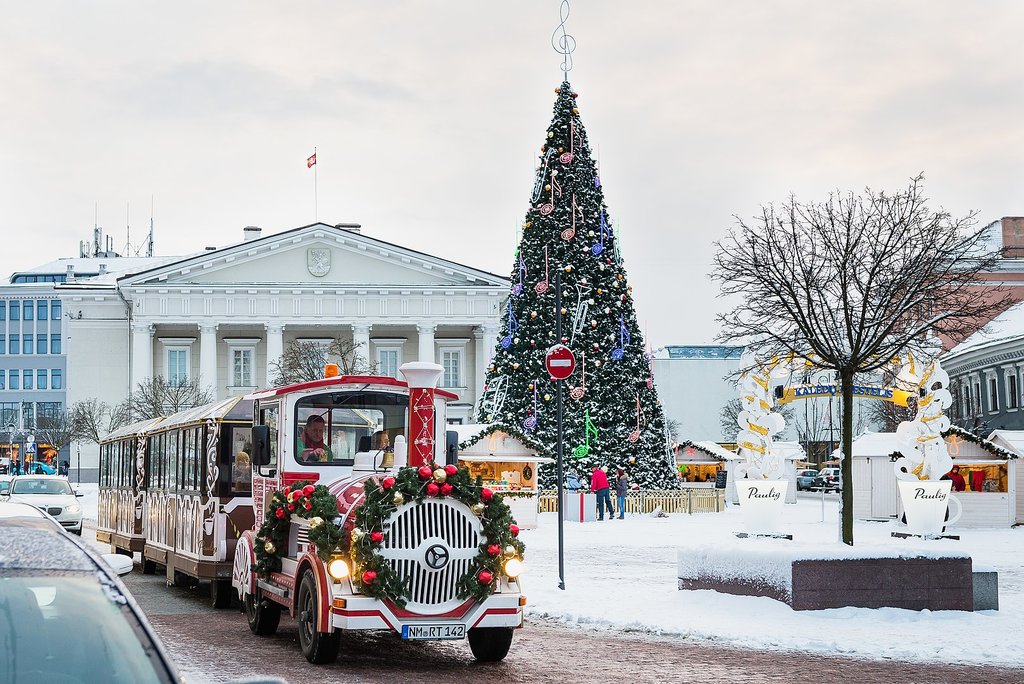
[252,465,526,608]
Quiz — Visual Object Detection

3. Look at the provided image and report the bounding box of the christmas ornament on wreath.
[349,462,527,608]
[253,482,347,577]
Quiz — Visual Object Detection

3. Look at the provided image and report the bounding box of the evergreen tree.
[476,81,677,489]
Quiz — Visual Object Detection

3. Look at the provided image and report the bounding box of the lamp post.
[5,424,13,474]
[76,444,81,484]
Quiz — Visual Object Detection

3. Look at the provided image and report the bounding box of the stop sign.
[545,344,576,381]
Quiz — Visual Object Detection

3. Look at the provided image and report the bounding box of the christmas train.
[99,361,525,664]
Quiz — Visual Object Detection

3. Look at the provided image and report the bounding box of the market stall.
[674,440,730,489]
[455,424,553,528]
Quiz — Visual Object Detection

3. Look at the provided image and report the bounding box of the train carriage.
[97,417,164,548]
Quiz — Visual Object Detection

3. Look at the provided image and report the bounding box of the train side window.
[231,427,253,495]
[257,404,279,477]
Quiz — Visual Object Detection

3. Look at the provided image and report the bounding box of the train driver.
[371,430,391,452]
[298,414,334,463]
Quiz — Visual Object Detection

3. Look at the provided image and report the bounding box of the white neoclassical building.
[61,222,506,472]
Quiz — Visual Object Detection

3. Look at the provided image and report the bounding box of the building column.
[130,322,154,391]
[352,323,371,370]
[473,326,487,406]
[417,323,436,364]
[199,323,218,396]
[265,323,284,387]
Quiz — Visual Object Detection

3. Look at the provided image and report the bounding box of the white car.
[2,475,83,535]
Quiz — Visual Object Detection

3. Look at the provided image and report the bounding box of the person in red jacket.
[948,465,966,492]
[591,466,614,520]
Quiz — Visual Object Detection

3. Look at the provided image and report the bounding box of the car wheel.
[297,571,340,664]
[468,627,514,662]
[245,589,281,636]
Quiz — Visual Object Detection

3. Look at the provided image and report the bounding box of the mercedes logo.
[424,544,450,570]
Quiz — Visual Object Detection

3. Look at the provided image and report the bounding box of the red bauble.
[274,507,286,519]
[426,483,440,496]
[370,531,384,544]
[478,570,493,584]
[481,488,494,502]
[362,570,377,585]
[381,476,396,491]
[302,484,315,496]
[283,486,291,496]
[509,524,520,537]
[287,504,295,512]
[487,544,501,557]
[444,464,458,477]
[418,466,434,479]
[302,500,312,511]
[440,483,453,496]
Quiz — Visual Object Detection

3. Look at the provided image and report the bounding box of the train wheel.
[468,627,514,662]
[210,579,234,609]
[297,571,340,664]
[245,590,281,636]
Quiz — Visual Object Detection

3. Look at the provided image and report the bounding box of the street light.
[6,424,15,474]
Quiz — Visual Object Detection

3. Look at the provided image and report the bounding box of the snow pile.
[678,543,794,597]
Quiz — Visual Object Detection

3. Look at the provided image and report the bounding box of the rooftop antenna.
[147,195,154,257]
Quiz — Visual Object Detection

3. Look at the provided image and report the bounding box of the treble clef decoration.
[562,193,583,241]
[551,0,576,77]
[510,254,527,296]
[610,315,631,360]
[569,351,586,400]
[523,380,539,431]
[500,301,518,349]
[560,121,579,165]
[538,169,560,216]
[535,245,550,294]
[573,409,598,458]
[592,210,609,256]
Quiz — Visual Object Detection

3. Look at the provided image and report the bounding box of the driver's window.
[231,427,253,495]
[258,404,279,476]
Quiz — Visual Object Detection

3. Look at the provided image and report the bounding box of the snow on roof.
[851,431,901,456]
[985,430,1024,457]
[676,440,734,461]
[944,300,1024,359]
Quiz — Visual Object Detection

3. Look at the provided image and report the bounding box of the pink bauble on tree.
[426,482,440,496]
[509,524,520,537]
[481,488,494,502]
[418,466,434,480]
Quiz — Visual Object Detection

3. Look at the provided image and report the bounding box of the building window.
[50,334,61,355]
[21,402,33,429]
[22,301,32,321]
[988,376,999,413]
[51,369,62,390]
[51,300,61,320]
[232,348,253,387]
[0,371,4,390]
[167,348,189,386]
[0,335,4,355]
[36,370,47,390]
[23,370,32,391]
[1008,373,1019,410]
[9,336,19,355]
[10,302,19,321]
[36,335,46,355]
[22,335,32,355]
[0,302,5,320]
[441,349,462,388]
[377,348,400,379]
[973,381,982,413]
[9,373,18,390]
[37,402,60,421]
[36,301,47,320]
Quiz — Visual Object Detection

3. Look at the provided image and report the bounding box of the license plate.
[401,623,466,640]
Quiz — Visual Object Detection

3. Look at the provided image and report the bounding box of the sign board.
[545,344,576,381]
[714,470,728,489]
[25,442,37,456]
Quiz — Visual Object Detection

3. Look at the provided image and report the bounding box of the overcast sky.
[2,2,1022,348]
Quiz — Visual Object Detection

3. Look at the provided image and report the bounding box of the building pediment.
[117,223,505,290]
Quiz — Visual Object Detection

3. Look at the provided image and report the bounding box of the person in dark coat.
[591,466,614,520]
[614,468,629,519]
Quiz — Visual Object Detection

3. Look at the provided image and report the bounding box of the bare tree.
[269,337,377,386]
[712,176,1009,545]
[34,410,77,468]
[128,375,214,420]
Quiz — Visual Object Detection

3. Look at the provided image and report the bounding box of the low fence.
[536,488,726,514]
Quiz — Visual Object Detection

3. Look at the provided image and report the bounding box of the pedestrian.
[615,468,628,519]
[591,465,613,520]
[13,459,20,476]
[59,461,70,477]
[566,471,583,492]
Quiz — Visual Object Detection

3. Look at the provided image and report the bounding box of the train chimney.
[399,362,444,467]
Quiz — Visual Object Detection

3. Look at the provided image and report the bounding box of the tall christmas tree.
[476,81,677,490]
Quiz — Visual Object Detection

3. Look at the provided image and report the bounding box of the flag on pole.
[307,152,317,168]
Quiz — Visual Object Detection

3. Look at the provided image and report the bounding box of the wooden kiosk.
[455,424,553,529]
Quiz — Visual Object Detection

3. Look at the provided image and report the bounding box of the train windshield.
[294,391,407,466]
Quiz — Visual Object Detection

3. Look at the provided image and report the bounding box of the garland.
[253,482,346,577]
[350,462,525,608]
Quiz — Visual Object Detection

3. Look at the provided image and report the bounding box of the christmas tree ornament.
[440,483,453,496]
[479,570,494,584]
[308,516,323,529]
[370,531,384,544]
[426,482,440,496]
[362,570,377,585]
[418,466,433,479]
[504,545,518,557]
[433,468,447,483]
[392,491,405,506]
[264,541,276,554]
[351,527,364,541]
[471,502,486,516]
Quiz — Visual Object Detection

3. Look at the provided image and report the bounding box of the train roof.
[100,417,166,443]
[246,375,459,401]
[148,396,254,433]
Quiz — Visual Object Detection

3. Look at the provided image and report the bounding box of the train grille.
[379,499,482,614]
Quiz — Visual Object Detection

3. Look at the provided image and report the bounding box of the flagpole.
[314,145,318,222]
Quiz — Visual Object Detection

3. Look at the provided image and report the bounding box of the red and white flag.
[307,152,317,168]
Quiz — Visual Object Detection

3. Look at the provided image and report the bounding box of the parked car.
[0,475,12,495]
[1,475,83,535]
[22,460,56,475]
[815,467,843,492]
[796,469,819,491]
[0,501,184,682]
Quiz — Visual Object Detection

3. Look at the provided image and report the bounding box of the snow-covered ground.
[76,484,1023,667]
[519,498,1024,667]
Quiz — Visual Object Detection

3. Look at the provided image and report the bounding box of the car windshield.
[0,574,172,683]
[11,479,72,495]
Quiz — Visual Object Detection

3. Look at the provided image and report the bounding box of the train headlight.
[502,558,525,579]
[327,557,350,580]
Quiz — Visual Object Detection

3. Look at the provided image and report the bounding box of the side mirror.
[445,430,459,467]
[252,425,272,466]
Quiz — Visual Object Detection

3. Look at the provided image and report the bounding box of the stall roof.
[455,423,552,461]
[675,440,734,462]
[851,427,1018,460]
[987,430,1024,458]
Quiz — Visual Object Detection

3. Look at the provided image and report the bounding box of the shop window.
[952,462,1008,493]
